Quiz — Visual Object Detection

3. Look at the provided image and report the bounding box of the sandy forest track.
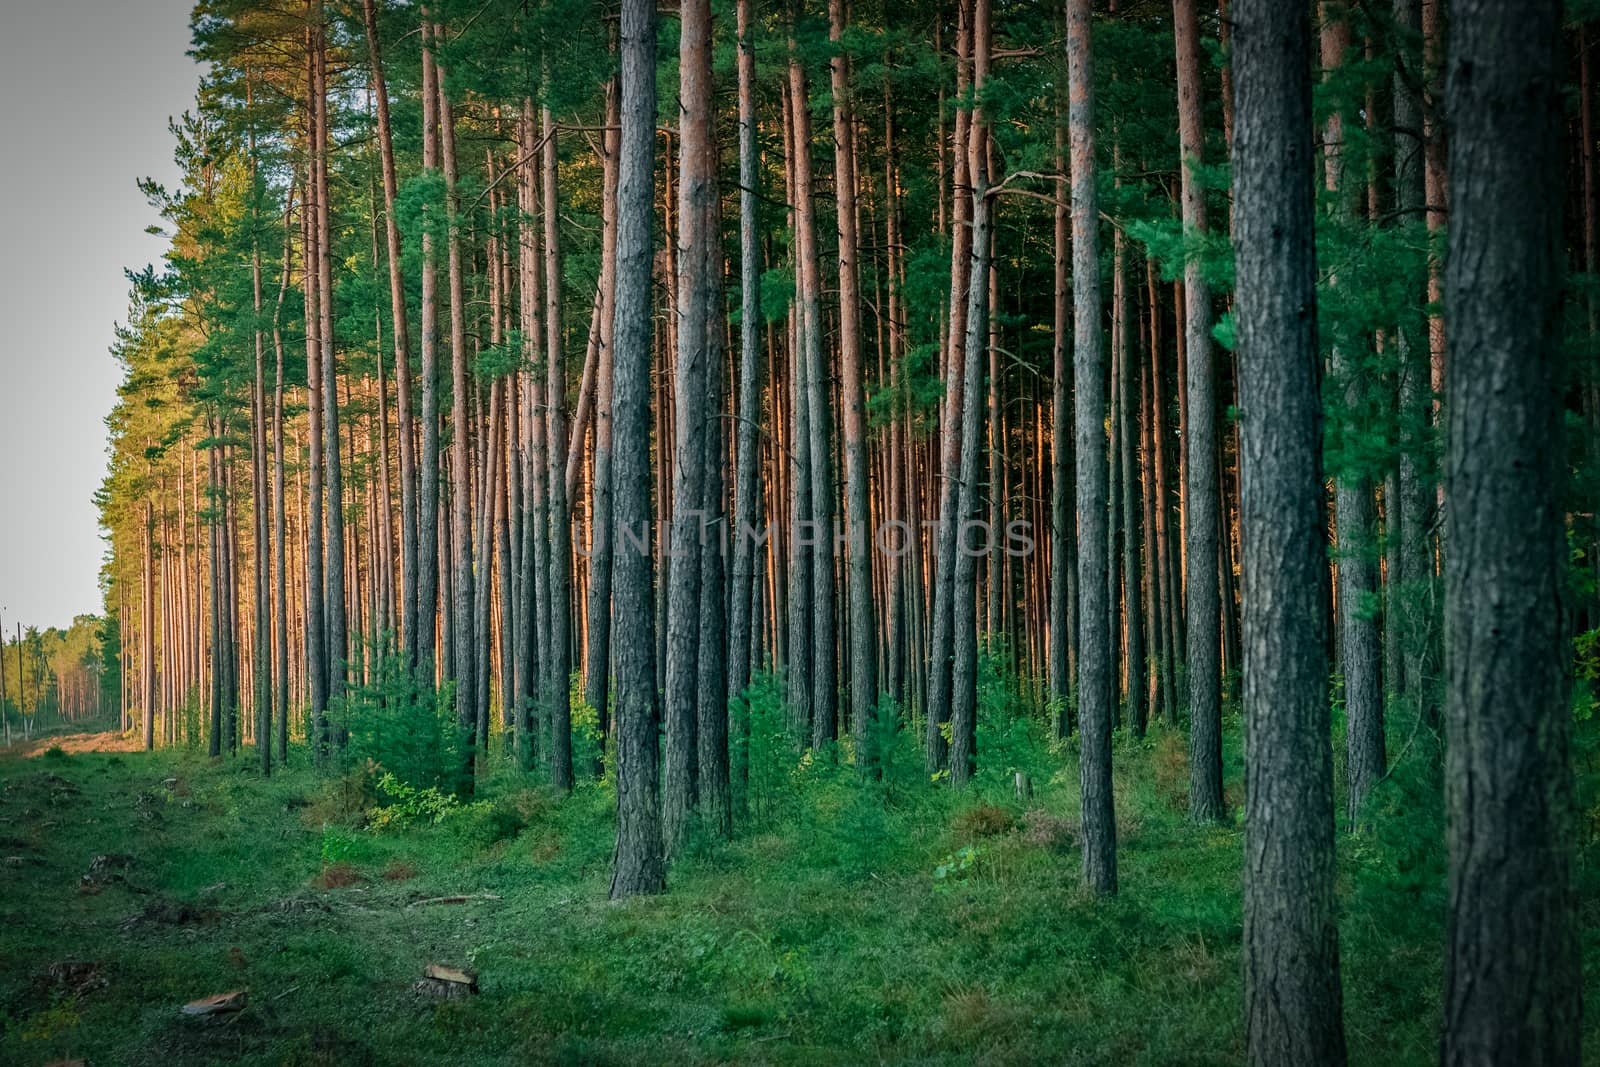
[2,727,143,759]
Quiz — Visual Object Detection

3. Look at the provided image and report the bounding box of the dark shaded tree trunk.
[949,0,992,788]
[544,98,574,792]
[727,0,762,813]
[1049,107,1076,734]
[1068,0,1116,896]
[609,0,667,898]
[831,0,877,772]
[926,7,971,772]
[585,76,621,769]
[1441,3,1580,1061]
[1232,1,1347,1060]
[1320,6,1384,824]
[436,35,476,784]
[415,14,442,692]
[1174,0,1222,822]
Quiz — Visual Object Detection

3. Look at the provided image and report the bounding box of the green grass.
[0,715,1593,1065]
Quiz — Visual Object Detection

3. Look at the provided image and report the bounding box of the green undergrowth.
[0,708,1595,1065]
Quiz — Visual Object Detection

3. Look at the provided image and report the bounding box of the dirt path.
[2,727,143,758]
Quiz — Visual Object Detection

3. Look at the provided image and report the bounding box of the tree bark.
[544,97,574,791]
[415,14,442,693]
[727,0,763,810]
[1232,1,1347,1060]
[664,0,716,856]
[1441,3,1580,1061]
[830,0,877,772]
[437,34,477,783]
[363,0,419,669]
[609,0,666,898]
[315,12,348,732]
[1320,5,1385,824]
[1068,0,1116,896]
[585,75,621,768]
[1174,0,1223,822]
[949,0,992,788]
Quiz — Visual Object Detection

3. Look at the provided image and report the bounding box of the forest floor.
[0,718,1595,1066]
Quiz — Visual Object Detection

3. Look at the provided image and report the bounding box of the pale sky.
[0,0,200,632]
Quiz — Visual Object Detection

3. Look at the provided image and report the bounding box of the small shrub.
[381,859,418,882]
[43,745,66,760]
[1021,808,1077,853]
[312,861,365,890]
[366,772,465,831]
[952,802,1016,841]
[1151,726,1190,812]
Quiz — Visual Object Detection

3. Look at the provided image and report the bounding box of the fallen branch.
[406,893,502,908]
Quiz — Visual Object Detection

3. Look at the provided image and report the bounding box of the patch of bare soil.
[4,728,144,759]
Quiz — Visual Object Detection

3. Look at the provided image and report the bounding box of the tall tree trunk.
[437,33,477,784]
[143,498,156,751]
[519,100,547,771]
[664,0,715,856]
[249,104,272,776]
[1232,1,1347,1059]
[1392,0,1433,717]
[544,97,574,791]
[609,0,666,898]
[783,71,814,743]
[315,11,348,734]
[585,77,621,767]
[415,14,442,692]
[927,5,972,771]
[303,23,329,756]
[1441,3,1580,1061]
[949,0,991,788]
[273,188,292,762]
[364,0,419,668]
[789,33,837,753]
[1068,0,1116,896]
[1049,101,1075,734]
[727,0,762,812]
[1320,6,1385,824]
[831,0,877,771]
[1116,233,1145,738]
[1174,0,1223,821]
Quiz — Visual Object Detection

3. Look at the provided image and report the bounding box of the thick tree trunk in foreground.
[1232,1,1346,1061]
[1441,2,1580,1061]
[1068,0,1116,896]
[610,0,666,899]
